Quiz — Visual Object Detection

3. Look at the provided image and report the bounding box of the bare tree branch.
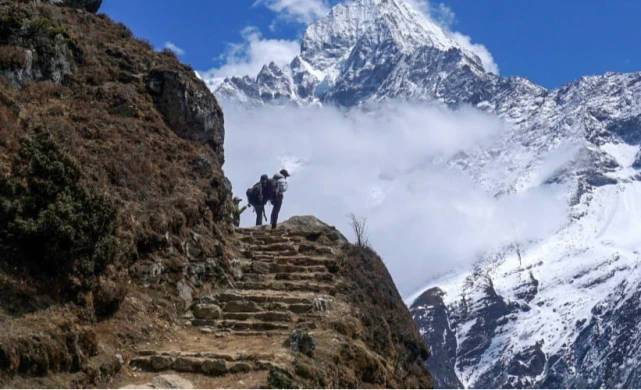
[348,213,369,248]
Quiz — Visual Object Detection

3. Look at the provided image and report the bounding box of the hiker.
[232,197,248,227]
[246,174,270,226]
[269,169,289,229]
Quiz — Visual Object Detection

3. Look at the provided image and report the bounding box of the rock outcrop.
[147,68,225,161]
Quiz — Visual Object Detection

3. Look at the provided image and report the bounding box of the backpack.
[272,175,288,198]
[246,182,263,205]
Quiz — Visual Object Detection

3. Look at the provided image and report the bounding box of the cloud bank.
[199,27,300,90]
[223,102,568,296]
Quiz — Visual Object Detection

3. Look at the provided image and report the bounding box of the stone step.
[247,242,297,252]
[241,261,327,275]
[239,236,307,247]
[245,248,300,257]
[235,281,335,294]
[130,353,281,376]
[235,229,285,238]
[269,263,328,273]
[135,350,275,362]
[252,255,335,267]
[198,329,291,337]
[213,291,319,305]
[242,272,334,283]
[297,243,336,256]
[222,311,292,322]
[191,319,290,331]
[218,298,315,315]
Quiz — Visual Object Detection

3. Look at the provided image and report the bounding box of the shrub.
[0,14,22,43]
[25,17,69,40]
[267,367,295,389]
[0,133,117,284]
[0,45,27,69]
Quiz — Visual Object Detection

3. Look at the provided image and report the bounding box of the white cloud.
[199,27,300,89]
[254,0,330,24]
[163,41,185,56]
[223,102,568,297]
[406,0,500,74]
[450,32,499,75]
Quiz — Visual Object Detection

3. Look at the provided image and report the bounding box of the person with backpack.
[246,174,270,226]
[269,169,290,229]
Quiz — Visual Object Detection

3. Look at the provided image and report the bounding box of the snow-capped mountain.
[409,71,641,388]
[214,0,497,107]
[213,0,641,387]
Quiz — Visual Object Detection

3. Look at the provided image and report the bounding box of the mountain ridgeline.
[215,0,641,388]
[0,0,431,388]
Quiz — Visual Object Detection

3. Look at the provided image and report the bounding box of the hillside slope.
[117,216,431,388]
[0,1,431,388]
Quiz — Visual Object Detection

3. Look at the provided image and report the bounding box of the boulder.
[200,359,226,375]
[191,303,222,320]
[150,355,174,371]
[172,357,201,373]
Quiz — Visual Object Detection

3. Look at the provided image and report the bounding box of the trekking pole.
[263,209,268,221]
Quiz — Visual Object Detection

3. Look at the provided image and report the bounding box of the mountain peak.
[300,0,470,71]
[214,0,495,107]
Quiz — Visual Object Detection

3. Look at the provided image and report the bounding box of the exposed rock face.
[148,68,225,161]
[410,288,461,389]
[0,7,78,87]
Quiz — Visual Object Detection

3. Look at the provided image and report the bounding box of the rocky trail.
[117,225,349,388]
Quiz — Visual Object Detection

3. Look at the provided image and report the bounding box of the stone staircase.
[121,226,343,388]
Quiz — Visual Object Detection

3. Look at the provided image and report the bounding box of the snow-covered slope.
[212,0,641,387]
[411,71,641,388]
[214,0,495,107]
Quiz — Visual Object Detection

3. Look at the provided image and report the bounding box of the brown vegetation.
[0,1,432,388]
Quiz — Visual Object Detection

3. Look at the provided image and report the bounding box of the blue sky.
[102,0,641,89]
